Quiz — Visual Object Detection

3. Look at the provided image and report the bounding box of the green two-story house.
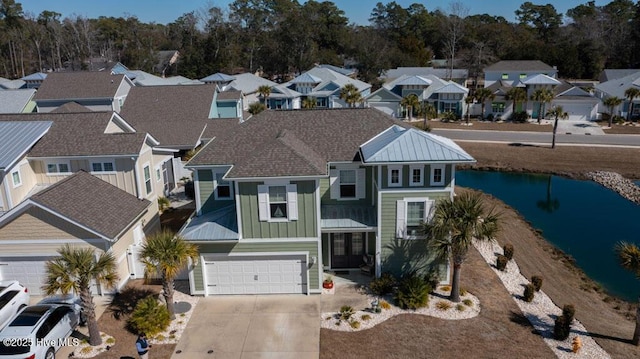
[181,108,475,295]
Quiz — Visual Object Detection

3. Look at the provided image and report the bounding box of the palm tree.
[418,102,436,128]
[464,94,475,125]
[614,241,640,345]
[546,105,568,149]
[505,87,527,118]
[401,94,420,120]
[302,96,317,109]
[624,87,640,122]
[530,88,555,124]
[474,88,495,121]
[248,102,266,115]
[422,192,500,303]
[257,85,271,107]
[140,230,199,319]
[603,96,623,128]
[43,245,118,346]
[339,83,362,107]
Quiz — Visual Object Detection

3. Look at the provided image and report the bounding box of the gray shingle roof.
[189,108,413,178]
[382,67,468,80]
[217,90,242,100]
[484,60,556,72]
[121,85,238,149]
[0,89,36,113]
[0,121,51,170]
[0,112,146,157]
[34,72,125,100]
[30,171,150,239]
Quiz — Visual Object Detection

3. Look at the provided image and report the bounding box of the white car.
[0,304,80,359]
[0,281,29,330]
[37,295,86,326]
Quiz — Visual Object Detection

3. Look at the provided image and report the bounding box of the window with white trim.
[11,169,21,187]
[330,168,366,200]
[388,166,402,187]
[143,165,152,194]
[91,161,115,172]
[409,166,423,186]
[501,73,508,80]
[46,162,70,174]
[156,168,161,182]
[396,198,433,239]
[257,183,298,222]
[214,172,233,200]
[430,164,445,186]
[340,170,356,197]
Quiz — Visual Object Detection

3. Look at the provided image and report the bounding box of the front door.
[331,233,364,269]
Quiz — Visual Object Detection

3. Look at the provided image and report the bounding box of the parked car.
[37,295,86,326]
[0,281,29,330]
[0,304,80,359]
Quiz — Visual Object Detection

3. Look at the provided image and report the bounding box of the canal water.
[457,170,640,301]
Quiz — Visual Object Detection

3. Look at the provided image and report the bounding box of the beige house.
[0,171,160,295]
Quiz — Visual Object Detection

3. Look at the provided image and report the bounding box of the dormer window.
[430,164,445,186]
[410,166,424,186]
[388,166,402,187]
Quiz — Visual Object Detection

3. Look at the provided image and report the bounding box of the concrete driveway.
[172,295,321,359]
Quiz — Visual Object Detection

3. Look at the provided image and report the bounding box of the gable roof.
[288,67,371,93]
[28,171,150,239]
[0,112,148,157]
[0,121,51,171]
[51,102,93,113]
[189,108,413,178]
[599,69,639,83]
[291,73,322,84]
[34,72,126,100]
[21,72,47,81]
[0,79,25,90]
[121,85,238,149]
[595,71,640,99]
[396,75,432,86]
[0,89,36,113]
[216,90,242,101]
[201,73,236,82]
[484,60,556,73]
[521,74,561,86]
[382,67,468,80]
[360,125,475,163]
[316,64,356,77]
[227,73,277,94]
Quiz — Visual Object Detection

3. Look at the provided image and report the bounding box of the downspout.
[2,170,14,209]
[131,157,142,199]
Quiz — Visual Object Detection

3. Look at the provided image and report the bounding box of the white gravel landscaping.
[149,290,200,345]
[72,332,116,358]
[321,288,481,332]
[474,239,611,358]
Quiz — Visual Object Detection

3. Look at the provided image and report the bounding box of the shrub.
[511,111,529,123]
[440,285,451,292]
[503,243,514,260]
[563,304,576,323]
[379,300,391,310]
[486,113,495,122]
[459,288,467,296]
[424,269,441,292]
[80,346,93,355]
[127,296,171,336]
[441,111,458,123]
[361,314,371,321]
[350,320,361,329]
[339,306,355,321]
[105,337,115,345]
[496,255,508,271]
[523,284,535,303]
[462,299,474,307]
[369,273,396,296]
[436,301,452,311]
[456,304,466,312]
[157,197,170,212]
[248,102,266,115]
[531,275,543,292]
[394,275,431,310]
[554,315,571,340]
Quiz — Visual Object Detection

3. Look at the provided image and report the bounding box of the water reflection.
[536,176,560,213]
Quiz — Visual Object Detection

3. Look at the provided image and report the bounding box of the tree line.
[1,0,640,84]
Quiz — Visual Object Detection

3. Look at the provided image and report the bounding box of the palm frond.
[616,241,640,277]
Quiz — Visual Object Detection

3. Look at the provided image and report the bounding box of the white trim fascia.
[188,257,197,295]
[0,252,59,258]
[113,207,149,240]
[315,179,322,290]
[28,154,140,160]
[0,238,105,245]
[239,237,319,243]
[194,169,202,215]
[185,239,239,244]
[230,175,325,181]
[151,147,179,154]
[376,165,382,277]
[321,227,377,233]
[378,188,452,194]
[362,160,475,166]
[234,181,243,240]
[201,255,208,296]
[109,112,137,133]
[3,173,13,209]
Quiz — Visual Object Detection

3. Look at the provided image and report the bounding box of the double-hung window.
[91,161,115,172]
[257,183,298,222]
[409,166,423,186]
[339,170,356,198]
[430,164,445,186]
[268,186,287,219]
[330,167,366,200]
[143,165,152,194]
[46,162,70,174]
[396,198,433,239]
[388,166,402,187]
[11,169,21,188]
[214,172,233,200]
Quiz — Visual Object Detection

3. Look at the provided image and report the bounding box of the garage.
[203,255,307,295]
[0,258,51,295]
[553,101,597,121]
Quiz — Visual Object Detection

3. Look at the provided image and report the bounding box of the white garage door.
[0,258,51,295]
[204,255,306,295]
[554,102,593,121]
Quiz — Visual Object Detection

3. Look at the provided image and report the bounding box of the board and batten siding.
[379,191,450,280]
[192,241,320,292]
[197,169,234,214]
[239,180,317,239]
[319,166,373,206]
[7,160,37,208]
[381,164,452,189]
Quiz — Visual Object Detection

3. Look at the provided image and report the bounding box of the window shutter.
[257,185,269,221]
[286,184,298,220]
[396,200,406,238]
[425,200,435,222]
[329,169,339,199]
[356,168,366,199]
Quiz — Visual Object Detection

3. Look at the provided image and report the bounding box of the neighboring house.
[0,110,176,210]
[265,85,303,110]
[0,171,160,295]
[595,71,640,119]
[598,69,639,83]
[34,72,134,113]
[120,85,242,166]
[281,66,372,109]
[180,108,475,296]
[315,64,357,78]
[484,73,562,120]
[0,121,52,215]
[200,73,236,88]
[0,89,37,113]
[225,73,279,110]
[382,67,469,86]
[210,91,243,119]
[0,78,25,90]
[484,60,558,87]
[367,74,469,118]
[552,81,600,121]
[20,72,47,89]
[128,70,201,86]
